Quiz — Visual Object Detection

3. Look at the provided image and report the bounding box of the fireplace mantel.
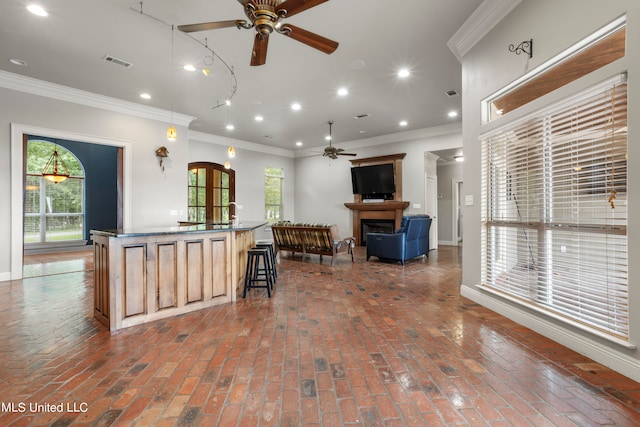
[344,201,410,212]
[345,154,409,246]
[345,201,409,246]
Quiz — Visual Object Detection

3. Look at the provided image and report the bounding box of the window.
[485,18,626,122]
[187,162,235,223]
[481,75,628,342]
[24,141,85,243]
[265,167,284,223]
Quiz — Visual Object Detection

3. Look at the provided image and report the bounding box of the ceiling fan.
[324,121,356,160]
[177,0,339,66]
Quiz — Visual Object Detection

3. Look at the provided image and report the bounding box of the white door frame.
[10,123,132,280]
[452,179,464,246]
[425,174,438,250]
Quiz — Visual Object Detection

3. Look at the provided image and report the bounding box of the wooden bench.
[271,223,355,266]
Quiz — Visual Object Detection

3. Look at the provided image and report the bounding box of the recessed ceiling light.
[325,135,331,141]
[448,111,458,118]
[140,93,151,100]
[9,58,27,66]
[184,64,196,71]
[27,4,48,17]
[254,115,264,122]
[296,141,303,147]
[226,124,235,130]
[399,120,408,126]
[397,68,410,78]
[337,87,349,96]
[291,102,301,111]
[225,99,231,106]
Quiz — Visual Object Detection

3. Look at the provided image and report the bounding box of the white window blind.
[480,75,628,341]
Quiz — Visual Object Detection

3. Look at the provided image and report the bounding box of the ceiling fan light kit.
[178,0,339,66]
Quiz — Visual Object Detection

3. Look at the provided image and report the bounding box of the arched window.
[188,162,235,223]
[25,140,85,244]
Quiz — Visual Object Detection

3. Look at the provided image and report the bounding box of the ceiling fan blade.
[250,34,269,66]
[276,0,328,18]
[339,153,357,156]
[281,24,338,54]
[178,20,243,33]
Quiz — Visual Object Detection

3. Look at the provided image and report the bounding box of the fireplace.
[344,153,409,245]
[361,219,395,245]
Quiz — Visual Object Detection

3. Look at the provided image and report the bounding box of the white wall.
[461,0,640,381]
[293,127,463,238]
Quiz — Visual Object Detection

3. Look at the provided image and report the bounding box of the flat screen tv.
[350,164,395,200]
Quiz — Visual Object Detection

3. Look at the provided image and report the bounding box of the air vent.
[103,55,133,69]
[355,114,369,119]
[446,89,459,97]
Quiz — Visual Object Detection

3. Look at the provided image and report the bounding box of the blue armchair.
[366,215,432,265]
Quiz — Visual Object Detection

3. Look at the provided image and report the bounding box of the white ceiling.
[0,0,483,151]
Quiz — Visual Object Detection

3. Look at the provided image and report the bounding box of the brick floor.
[1,246,639,426]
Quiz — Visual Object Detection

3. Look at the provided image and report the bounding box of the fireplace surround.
[344,153,409,245]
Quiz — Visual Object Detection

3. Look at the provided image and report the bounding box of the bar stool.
[243,248,273,298]
[255,241,277,282]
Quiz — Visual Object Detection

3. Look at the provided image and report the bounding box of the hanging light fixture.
[167,25,177,141]
[167,125,177,141]
[227,146,236,158]
[42,147,70,184]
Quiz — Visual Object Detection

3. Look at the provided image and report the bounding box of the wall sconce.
[42,147,70,183]
[509,39,533,58]
[155,146,169,171]
[227,146,236,158]
[224,161,231,169]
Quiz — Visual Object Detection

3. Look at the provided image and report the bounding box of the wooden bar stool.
[243,248,273,298]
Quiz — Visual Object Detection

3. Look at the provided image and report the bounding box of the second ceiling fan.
[324,121,356,160]
[178,0,339,66]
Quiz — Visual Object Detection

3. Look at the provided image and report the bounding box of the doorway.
[453,179,464,245]
[425,174,438,250]
[10,124,131,280]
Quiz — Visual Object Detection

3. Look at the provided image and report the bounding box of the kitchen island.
[91,222,265,331]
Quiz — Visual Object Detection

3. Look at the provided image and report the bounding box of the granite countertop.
[91,221,267,238]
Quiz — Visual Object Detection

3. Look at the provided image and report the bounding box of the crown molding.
[0,70,195,127]
[189,130,296,158]
[448,0,523,62]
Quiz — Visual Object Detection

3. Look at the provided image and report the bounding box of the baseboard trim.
[0,272,10,283]
[461,285,640,383]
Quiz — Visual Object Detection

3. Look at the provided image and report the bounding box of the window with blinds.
[480,74,628,341]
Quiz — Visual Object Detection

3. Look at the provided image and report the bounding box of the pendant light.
[167,25,177,141]
[42,146,70,184]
